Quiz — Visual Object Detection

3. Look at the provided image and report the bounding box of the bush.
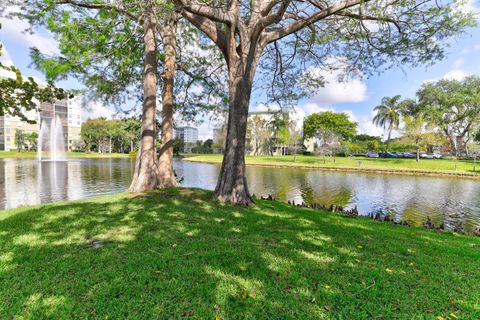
[129,151,138,158]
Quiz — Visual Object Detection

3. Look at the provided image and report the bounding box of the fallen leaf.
[357,245,363,249]
[408,262,414,266]
[420,275,427,281]
[324,285,331,289]
[215,316,221,320]
[239,265,247,271]
[426,307,435,313]
[241,291,247,299]
[310,297,316,303]
[355,259,361,263]
[172,243,177,248]
[385,268,393,273]
[436,316,446,320]
[248,293,256,299]
[361,279,367,285]
[407,249,416,254]
[450,313,458,319]
[324,305,332,311]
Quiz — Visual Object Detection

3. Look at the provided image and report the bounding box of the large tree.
[417,76,480,155]
[176,0,474,205]
[13,0,224,191]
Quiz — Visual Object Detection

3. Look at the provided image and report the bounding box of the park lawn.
[183,154,480,175]
[0,151,129,159]
[0,189,479,319]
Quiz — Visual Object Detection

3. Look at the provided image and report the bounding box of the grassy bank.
[0,151,129,159]
[1,189,479,319]
[183,154,480,176]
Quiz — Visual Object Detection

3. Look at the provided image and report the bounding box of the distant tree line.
[79,117,141,153]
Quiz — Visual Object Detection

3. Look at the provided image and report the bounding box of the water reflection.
[1,158,480,232]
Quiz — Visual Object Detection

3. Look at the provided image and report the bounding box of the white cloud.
[304,59,368,106]
[81,100,113,121]
[442,69,468,80]
[344,110,385,137]
[0,8,59,55]
[301,103,334,116]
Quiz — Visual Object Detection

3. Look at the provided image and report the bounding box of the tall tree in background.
[417,76,480,155]
[304,111,357,160]
[372,95,403,153]
[402,114,433,162]
[176,0,474,205]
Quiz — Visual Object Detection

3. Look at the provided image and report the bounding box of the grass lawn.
[183,154,480,176]
[0,151,129,159]
[1,188,479,319]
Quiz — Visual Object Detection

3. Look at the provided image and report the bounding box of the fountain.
[37,114,67,161]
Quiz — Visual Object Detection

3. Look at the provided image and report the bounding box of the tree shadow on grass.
[0,188,479,319]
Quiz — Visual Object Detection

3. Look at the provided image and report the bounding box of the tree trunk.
[214,73,254,205]
[129,0,160,192]
[385,128,392,153]
[157,16,179,188]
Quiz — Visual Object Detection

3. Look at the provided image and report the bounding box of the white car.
[365,152,379,158]
[420,153,441,159]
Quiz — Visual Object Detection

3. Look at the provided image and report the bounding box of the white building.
[174,126,199,144]
[0,96,83,151]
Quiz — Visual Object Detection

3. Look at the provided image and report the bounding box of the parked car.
[379,152,398,158]
[420,153,441,159]
[365,152,379,158]
[403,152,416,158]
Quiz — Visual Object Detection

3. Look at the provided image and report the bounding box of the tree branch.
[175,0,233,24]
[181,10,228,58]
[263,0,370,43]
[55,0,142,22]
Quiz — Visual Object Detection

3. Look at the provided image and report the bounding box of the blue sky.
[1,2,480,139]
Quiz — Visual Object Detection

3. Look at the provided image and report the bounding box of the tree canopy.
[304,111,357,141]
[416,75,480,155]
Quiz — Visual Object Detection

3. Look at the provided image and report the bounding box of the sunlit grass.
[0,188,479,319]
[184,154,480,175]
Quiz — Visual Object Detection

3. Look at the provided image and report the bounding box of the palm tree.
[372,95,402,153]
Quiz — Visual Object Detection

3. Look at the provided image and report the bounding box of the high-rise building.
[174,126,198,144]
[174,126,199,153]
[0,96,83,151]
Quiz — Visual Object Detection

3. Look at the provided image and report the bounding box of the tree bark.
[215,73,254,205]
[129,0,160,192]
[156,16,179,188]
[385,127,392,153]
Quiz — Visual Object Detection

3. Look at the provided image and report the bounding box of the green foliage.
[81,117,141,153]
[304,111,357,141]
[0,24,68,123]
[416,75,480,154]
[173,138,184,156]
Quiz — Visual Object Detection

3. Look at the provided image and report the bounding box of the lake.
[1,157,479,232]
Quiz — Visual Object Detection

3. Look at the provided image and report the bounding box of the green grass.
[1,188,479,319]
[0,151,129,159]
[184,154,480,176]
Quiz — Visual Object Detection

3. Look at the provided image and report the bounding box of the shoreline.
[182,157,480,180]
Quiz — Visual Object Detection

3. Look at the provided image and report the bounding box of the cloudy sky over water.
[1,1,479,140]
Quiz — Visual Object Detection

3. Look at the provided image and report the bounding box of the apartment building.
[0,96,82,151]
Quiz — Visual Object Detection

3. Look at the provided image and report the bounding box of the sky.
[1,1,480,140]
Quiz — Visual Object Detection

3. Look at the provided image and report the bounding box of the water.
[38,115,66,161]
[1,157,479,232]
